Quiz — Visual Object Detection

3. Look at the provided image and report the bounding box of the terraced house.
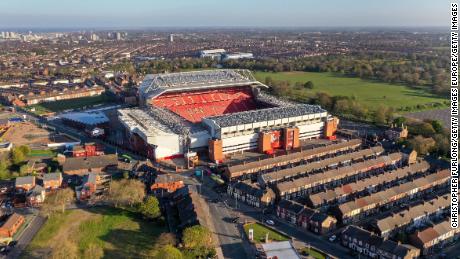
[336,169,450,224]
[227,181,275,207]
[276,199,337,235]
[375,195,450,238]
[341,225,420,259]
[276,153,403,199]
[410,219,460,255]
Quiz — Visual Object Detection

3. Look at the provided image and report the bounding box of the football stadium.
[118,69,339,162]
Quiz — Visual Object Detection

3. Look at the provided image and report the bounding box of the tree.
[314,92,333,110]
[374,106,392,125]
[11,147,26,165]
[41,188,75,216]
[408,135,436,155]
[433,134,450,156]
[0,159,10,180]
[19,164,29,176]
[182,225,214,251]
[18,145,31,156]
[139,196,161,220]
[333,99,350,114]
[108,179,145,207]
[304,81,314,89]
[409,122,436,137]
[393,117,407,127]
[374,108,387,125]
[430,120,445,134]
[154,245,183,259]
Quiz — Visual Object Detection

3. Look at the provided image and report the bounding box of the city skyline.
[0,0,448,29]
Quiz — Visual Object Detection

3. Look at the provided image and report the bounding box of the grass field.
[301,247,327,259]
[243,222,289,243]
[254,71,447,111]
[27,93,115,115]
[24,207,167,259]
[28,149,56,157]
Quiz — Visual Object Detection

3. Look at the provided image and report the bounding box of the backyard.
[23,206,167,258]
[254,71,448,111]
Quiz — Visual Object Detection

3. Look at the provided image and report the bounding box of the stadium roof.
[204,104,326,128]
[139,69,267,101]
[60,111,109,125]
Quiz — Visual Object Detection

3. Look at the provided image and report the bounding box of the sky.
[0,0,448,29]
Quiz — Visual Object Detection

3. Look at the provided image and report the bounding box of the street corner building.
[117,69,339,162]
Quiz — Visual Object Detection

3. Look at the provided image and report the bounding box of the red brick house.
[151,174,185,196]
[62,154,118,175]
[71,143,105,157]
[0,213,25,238]
[277,199,337,235]
[43,172,62,190]
[79,173,98,200]
[15,176,36,192]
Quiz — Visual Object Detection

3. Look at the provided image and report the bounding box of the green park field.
[27,93,115,115]
[24,207,167,259]
[243,222,289,244]
[254,71,447,111]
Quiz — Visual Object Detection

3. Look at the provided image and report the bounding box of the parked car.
[265,219,275,226]
[329,235,337,242]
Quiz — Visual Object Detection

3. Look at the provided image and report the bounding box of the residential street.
[184,172,353,259]
[5,213,46,259]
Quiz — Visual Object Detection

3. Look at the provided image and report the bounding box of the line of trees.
[223,51,449,96]
[394,117,450,158]
[132,50,449,97]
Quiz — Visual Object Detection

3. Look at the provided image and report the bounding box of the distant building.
[169,34,174,42]
[116,32,122,40]
[60,111,109,130]
[90,33,99,41]
[199,49,226,59]
[222,52,254,61]
[70,143,105,158]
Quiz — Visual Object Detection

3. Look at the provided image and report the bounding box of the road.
[182,172,252,259]
[186,172,353,259]
[225,197,354,259]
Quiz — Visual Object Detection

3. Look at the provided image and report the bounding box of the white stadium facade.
[118,69,339,162]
